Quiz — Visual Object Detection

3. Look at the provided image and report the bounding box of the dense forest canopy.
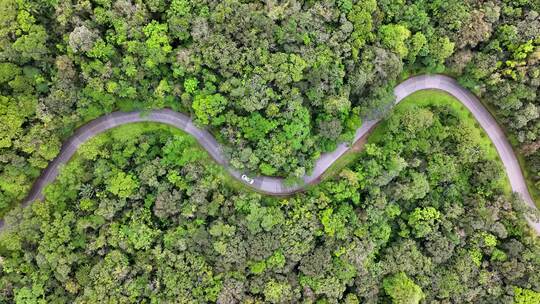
[1,102,539,302]
[1,0,540,302]
[2,0,540,215]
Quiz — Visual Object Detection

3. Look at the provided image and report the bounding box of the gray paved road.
[1,74,539,233]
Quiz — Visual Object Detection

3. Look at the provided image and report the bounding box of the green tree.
[383,272,425,304]
[192,93,227,126]
[426,36,455,67]
[107,171,139,198]
[347,0,377,59]
[143,21,172,69]
[184,77,199,94]
[0,96,25,148]
[378,24,411,58]
[263,280,293,303]
[407,32,427,63]
[407,207,441,238]
[242,112,276,141]
[514,287,540,304]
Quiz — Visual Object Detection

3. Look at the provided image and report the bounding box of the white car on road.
[241,174,255,184]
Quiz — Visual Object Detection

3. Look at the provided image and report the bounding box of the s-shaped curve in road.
[1,74,539,234]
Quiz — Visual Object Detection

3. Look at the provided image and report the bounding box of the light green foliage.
[208,221,236,237]
[14,286,44,303]
[260,163,278,176]
[169,0,191,16]
[250,260,266,274]
[271,53,307,86]
[398,106,434,133]
[167,0,192,40]
[263,280,293,303]
[121,220,158,250]
[324,95,351,114]
[288,54,307,82]
[154,79,171,98]
[407,207,441,238]
[143,21,172,68]
[244,201,284,234]
[79,198,95,212]
[242,112,277,141]
[491,249,507,262]
[396,172,430,201]
[213,240,227,255]
[0,62,20,83]
[469,248,483,267]
[344,293,360,304]
[267,250,286,269]
[78,134,108,161]
[87,39,114,59]
[427,36,455,65]
[407,32,427,63]
[383,272,425,304]
[514,287,540,304]
[0,96,25,148]
[192,93,227,126]
[320,204,357,239]
[347,0,377,58]
[481,232,498,247]
[107,171,139,198]
[162,135,201,166]
[511,40,535,61]
[378,24,411,58]
[10,7,49,63]
[184,77,199,94]
[337,0,353,13]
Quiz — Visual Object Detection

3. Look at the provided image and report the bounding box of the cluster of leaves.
[1,102,539,303]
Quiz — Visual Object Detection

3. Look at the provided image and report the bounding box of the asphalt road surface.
[2,74,539,234]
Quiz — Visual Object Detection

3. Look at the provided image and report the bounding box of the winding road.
[1,74,539,233]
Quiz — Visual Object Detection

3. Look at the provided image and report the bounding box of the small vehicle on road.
[241,174,255,184]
